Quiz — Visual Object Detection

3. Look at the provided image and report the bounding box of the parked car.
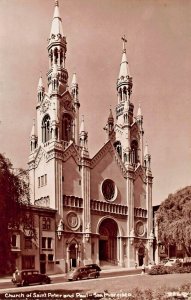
[164,259,179,266]
[12,269,51,287]
[85,264,101,271]
[67,266,100,281]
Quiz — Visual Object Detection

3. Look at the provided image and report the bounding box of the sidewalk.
[0,267,140,284]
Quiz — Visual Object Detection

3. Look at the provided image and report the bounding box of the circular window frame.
[101,179,118,202]
[66,211,80,231]
[135,221,145,237]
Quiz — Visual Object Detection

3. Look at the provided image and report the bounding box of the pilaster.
[81,153,92,264]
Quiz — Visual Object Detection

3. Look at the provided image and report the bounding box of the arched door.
[69,243,78,268]
[99,218,118,264]
[138,246,145,266]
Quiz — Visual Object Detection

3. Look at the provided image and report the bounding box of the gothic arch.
[131,139,138,164]
[62,113,73,141]
[42,114,51,143]
[123,86,127,100]
[96,216,122,236]
[66,238,80,269]
[119,88,122,101]
[114,141,122,159]
[97,217,120,264]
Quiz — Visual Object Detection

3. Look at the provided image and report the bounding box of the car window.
[27,272,33,275]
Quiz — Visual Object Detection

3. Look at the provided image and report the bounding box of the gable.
[63,156,81,197]
[60,90,74,113]
[134,168,146,209]
[63,142,80,164]
[90,144,127,205]
[130,122,140,140]
[91,140,127,178]
[35,146,48,168]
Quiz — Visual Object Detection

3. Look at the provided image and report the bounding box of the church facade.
[28,0,154,274]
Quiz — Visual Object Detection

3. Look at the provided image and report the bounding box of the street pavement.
[0,267,142,282]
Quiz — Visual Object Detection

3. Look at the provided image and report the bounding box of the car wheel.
[45,278,50,284]
[22,280,28,286]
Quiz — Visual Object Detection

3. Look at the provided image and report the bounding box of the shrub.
[148,263,191,275]
[148,265,168,275]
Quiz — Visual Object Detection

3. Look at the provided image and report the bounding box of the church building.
[28,0,154,274]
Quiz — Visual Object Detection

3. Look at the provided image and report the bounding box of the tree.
[0,153,36,275]
[156,186,191,257]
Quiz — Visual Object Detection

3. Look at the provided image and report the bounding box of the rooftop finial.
[55,0,59,6]
[121,35,127,53]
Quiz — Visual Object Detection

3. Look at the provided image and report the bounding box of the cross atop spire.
[55,0,59,6]
[122,35,127,53]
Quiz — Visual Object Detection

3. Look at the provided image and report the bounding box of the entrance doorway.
[138,246,145,266]
[69,243,78,268]
[99,218,118,264]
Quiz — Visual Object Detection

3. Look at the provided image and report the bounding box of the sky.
[0,0,191,205]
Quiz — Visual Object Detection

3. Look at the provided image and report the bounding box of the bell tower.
[28,0,81,211]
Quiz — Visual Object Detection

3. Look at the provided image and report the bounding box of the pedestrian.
[135,262,137,269]
[13,267,19,282]
[141,263,145,275]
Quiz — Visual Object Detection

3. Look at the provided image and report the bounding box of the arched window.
[123,86,127,100]
[60,49,63,65]
[131,140,138,164]
[50,49,53,65]
[124,113,128,123]
[62,114,73,141]
[114,141,122,159]
[119,88,122,101]
[42,115,51,143]
[54,47,58,64]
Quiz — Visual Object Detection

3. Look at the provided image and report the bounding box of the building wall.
[63,157,81,197]
[90,151,126,205]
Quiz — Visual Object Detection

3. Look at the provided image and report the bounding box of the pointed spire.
[49,0,63,39]
[80,115,85,133]
[38,75,44,89]
[144,143,149,157]
[137,104,142,117]
[37,75,45,103]
[71,73,77,86]
[108,108,114,123]
[30,119,36,137]
[118,35,130,79]
[80,115,88,150]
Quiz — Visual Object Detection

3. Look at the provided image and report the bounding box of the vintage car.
[67,266,100,281]
[12,269,51,286]
[85,264,101,271]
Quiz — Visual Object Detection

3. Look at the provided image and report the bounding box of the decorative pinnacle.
[121,35,127,53]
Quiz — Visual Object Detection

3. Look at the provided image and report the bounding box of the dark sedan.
[12,269,51,287]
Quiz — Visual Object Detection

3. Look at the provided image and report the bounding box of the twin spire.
[49,0,63,39]
[118,35,130,80]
